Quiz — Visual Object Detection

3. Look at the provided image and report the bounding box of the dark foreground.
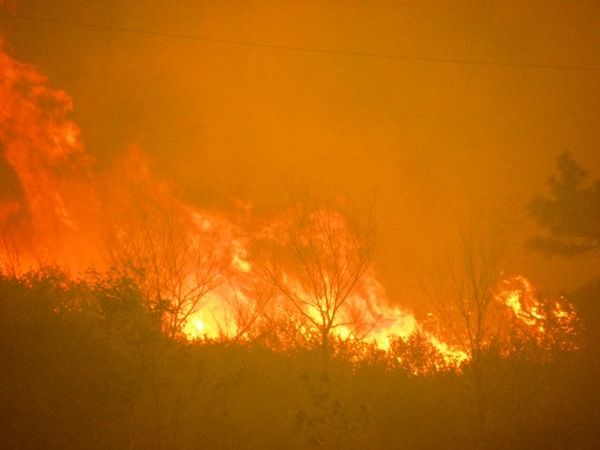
[1,269,599,450]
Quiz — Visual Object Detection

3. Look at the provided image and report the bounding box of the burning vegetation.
[1,21,598,450]
[0,40,578,372]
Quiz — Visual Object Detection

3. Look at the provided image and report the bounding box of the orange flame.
[0,40,578,373]
[496,276,578,352]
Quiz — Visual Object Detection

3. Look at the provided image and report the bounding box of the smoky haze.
[1,0,599,308]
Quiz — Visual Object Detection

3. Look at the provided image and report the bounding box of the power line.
[1,12,599,72]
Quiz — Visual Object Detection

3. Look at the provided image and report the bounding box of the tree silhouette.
[529,152,600,255]
[258,205,375,356]
[425,227,504,435]
[529,153,600,361]
[105,196,229,338]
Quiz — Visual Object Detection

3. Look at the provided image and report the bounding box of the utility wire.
[0,12,599,72]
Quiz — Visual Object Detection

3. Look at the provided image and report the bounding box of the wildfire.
[0,38,579,374]
[496,276,578,351]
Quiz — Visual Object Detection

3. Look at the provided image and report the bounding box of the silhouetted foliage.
[0,268,598,449]
[529,152,600,255]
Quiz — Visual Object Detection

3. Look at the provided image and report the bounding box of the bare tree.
[258,204,375,356]
[447,232,500,361]
[105,196,230,338]
[195,279,276,342]
[227,281,276,341]
[425,226,504,431]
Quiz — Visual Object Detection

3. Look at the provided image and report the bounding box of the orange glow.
[0,40,579,374]
[496,275,578,352]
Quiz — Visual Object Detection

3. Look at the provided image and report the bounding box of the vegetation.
[529,152,600,256]
[0,265,598,450]
[0,153,598,449]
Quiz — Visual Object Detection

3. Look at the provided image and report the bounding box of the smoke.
[0,38,577,370]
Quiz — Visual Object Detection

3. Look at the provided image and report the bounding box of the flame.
[495,276,578,352]
[0,39,578,374]
[0,37,99,271]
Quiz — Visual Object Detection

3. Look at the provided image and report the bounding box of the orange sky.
[1,0,599,307]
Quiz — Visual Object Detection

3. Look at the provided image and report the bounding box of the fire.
[502,276,545,326]
[496,276,578,351]
[0,36,99,271]
[0,38,579,374]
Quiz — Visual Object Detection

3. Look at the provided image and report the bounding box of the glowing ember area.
[0,40,579,374]
[496,276,578,351]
